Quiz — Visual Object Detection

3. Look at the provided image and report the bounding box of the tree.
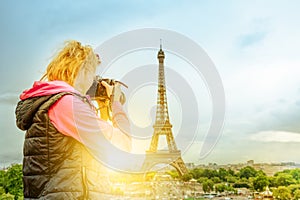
[0,187,5,195]
[291,169,300,183]
[226,175,237,183]
[181,173,193,182]
[268,176,277,187]
[256,170,266,176]
[197,177,208,184]
[214,183,226,193]
[190,168,204,179]
[0,193,15,200]
[233,182,250,189]
[253,175,269,192]
[218,168,229,181]
[227,168,235,176]
[202,169,217,179]
[273,186,292,200]
[212,177,221,183]
[202,180,214,193]
[5,164,23,199]
[275,174,296,187]
[288,184,300,195]
[294,189,300,200]
[238,166,257,179]
[0,171,6,190]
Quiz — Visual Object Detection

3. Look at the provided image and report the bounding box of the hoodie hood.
[20,81,79,100]
[16,81,79,131]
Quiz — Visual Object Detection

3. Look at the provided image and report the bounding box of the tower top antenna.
[160,39,162,49]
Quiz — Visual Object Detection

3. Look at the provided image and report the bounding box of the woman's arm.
[49,94,132,152]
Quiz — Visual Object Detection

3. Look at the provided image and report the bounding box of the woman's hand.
[101,81,122,103]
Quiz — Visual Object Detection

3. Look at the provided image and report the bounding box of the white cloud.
[250,131,300,143]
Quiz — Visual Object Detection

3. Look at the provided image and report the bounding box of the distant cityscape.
[1,159,299,174]
[186,160,300,176]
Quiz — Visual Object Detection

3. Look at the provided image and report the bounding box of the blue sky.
[1,0,300,167]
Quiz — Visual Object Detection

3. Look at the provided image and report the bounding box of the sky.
[1,0,300,168]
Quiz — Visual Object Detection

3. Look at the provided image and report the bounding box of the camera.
[86,75,127,120]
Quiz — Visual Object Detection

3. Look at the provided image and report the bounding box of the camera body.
[86,76,112,102]
[86,76,126,120]
[86,75,126,103]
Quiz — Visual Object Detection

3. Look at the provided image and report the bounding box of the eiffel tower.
[142,43,188,176]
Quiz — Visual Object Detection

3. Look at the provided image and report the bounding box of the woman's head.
[41,40,100,87]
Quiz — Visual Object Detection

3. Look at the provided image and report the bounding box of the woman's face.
[74,53,99,94]
[85,67,97,93]
[74,66,96,95]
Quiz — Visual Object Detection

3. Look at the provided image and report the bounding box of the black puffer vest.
[15,92,111,199]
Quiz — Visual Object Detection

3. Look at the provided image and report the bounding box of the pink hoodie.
[20,81,131,151]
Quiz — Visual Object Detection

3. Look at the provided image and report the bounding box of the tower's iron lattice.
[142,44,188,176]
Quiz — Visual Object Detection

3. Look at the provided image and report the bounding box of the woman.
[15,40,131,199]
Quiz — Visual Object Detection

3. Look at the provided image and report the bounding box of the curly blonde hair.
[41,40,100,86]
